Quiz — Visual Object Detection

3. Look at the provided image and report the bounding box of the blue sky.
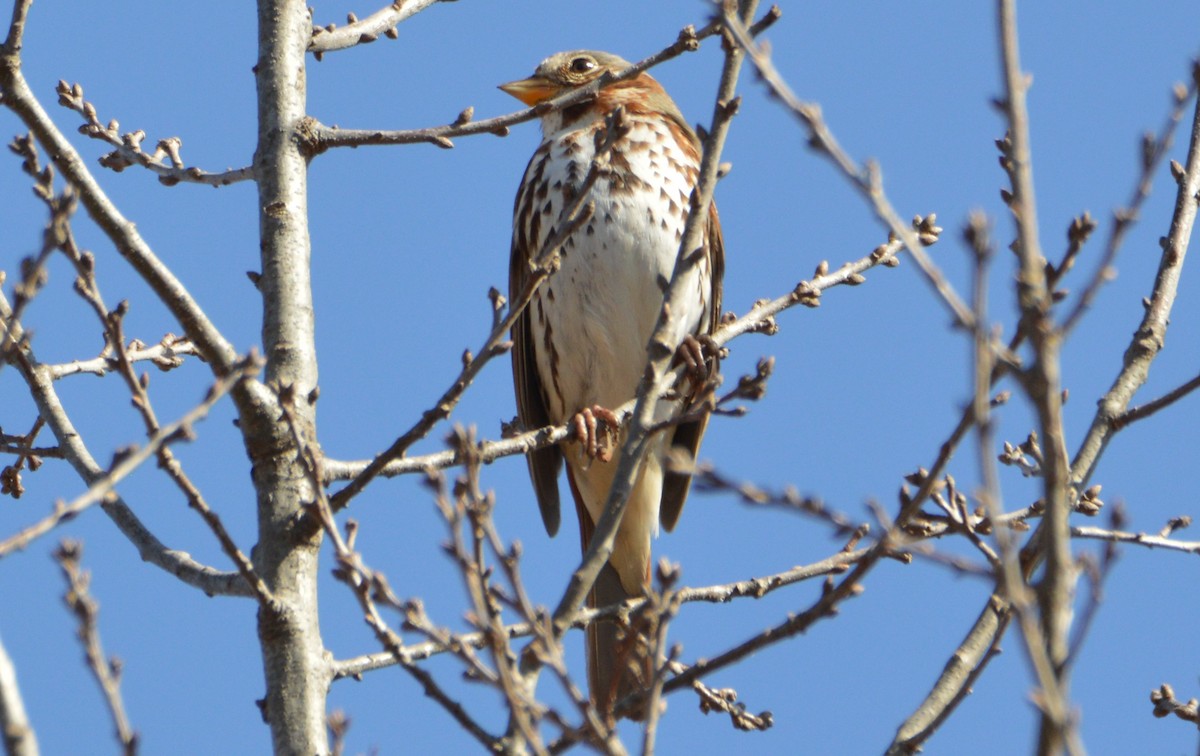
[1,1,1199,753]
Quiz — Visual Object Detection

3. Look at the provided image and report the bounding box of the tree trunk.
[250,1,329,753]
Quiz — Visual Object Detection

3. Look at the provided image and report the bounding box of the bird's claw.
[572,405,621,464]
[675,333,717,390]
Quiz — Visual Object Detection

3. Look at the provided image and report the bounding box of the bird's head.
[499,50,631,106]
[500,50,688,137]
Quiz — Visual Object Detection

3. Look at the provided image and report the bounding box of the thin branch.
[685,672,773,733]
[896,52,1200,756]
[1071,61,1200,497]
[1150,683,1200,730]
[892,213,1038,754]
[61,237,271,605]
[308,0,442,55]
[0,133,69,364]
[54,81,253,186]
[306,18,733,152]
[278,403,502,751]
[326,106,617,511]
[1111,371,1200,430]
[997,3,1078,751]
[659,562,864,697]
[0,416,52,500]
[1072,523,1200,555]
[1,0,31,55]
[42,334,201,380]
[690,461,861,536]
[54,540,137,755]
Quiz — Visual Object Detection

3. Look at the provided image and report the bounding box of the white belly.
[530,118,704,423]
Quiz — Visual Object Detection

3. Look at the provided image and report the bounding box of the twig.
[895,52,1200,755]
[0,72,238,373]
[996,3,1079,752]
[683,667,773,732]
[1064,506,1122,669]
[54,540,138,755]
[1,133,72,366]
[277,403,503,751]
[1070,59,1200,496]
[660,565,865,696]
[434,428,547,751]
[42,334,200,379]
[308,0,442,56]
[0,416,52,500]
[1150,683,1200,730]
[307,18,727,151]
[326,710,350,756]
[54,80,252,186]
[1111,371,1200,430]
[1071,523,1200,555]
[690,461,861,536]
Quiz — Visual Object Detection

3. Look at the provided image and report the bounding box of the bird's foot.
[571,405,621,464]
[674,333,717,391]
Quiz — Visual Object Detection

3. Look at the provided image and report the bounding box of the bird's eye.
[569,57,596,74]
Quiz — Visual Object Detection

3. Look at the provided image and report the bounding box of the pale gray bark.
[248,1,329,753]
[0,633,37,756]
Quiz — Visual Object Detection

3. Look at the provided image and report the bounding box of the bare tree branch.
[41,334,201,380]
[330,546,868,681]
[0,631,38,756]
[308,0,444,56]
[892,49,1200,754]
[306,16,741,152]
[1112,371,1200,430]
[54,540,138,755]
[1150,683,1200,731]
[54,81,254,187]
[996,3,1079,750]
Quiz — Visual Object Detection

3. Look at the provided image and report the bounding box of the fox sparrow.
[502,50,723,718]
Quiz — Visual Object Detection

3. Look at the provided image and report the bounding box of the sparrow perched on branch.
[502,50,723,718]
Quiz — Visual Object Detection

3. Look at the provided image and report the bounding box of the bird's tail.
[569,469,652,720]
[587,559,651,720]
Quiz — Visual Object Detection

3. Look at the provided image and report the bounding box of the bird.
[501,50,724,719]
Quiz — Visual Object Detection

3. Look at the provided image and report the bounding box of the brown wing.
[660,200,724,532]
[511,150,564,537]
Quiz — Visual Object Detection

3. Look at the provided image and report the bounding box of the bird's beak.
[499,76,560,106]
